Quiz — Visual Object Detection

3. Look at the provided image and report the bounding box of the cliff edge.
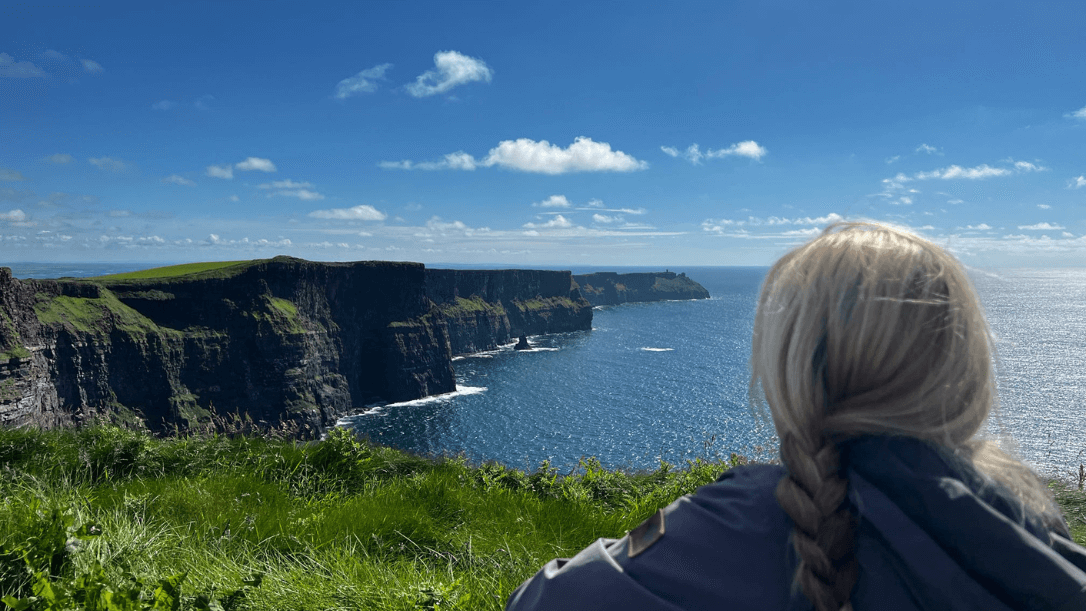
[0,258,591,436]
[572,271,710,306]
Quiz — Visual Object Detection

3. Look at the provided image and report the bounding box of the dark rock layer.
[0,258,591,435]
[572,271,710,306]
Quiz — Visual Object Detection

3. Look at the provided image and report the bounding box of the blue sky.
[3,1,1086,267]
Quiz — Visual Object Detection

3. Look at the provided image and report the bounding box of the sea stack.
[514,335,532,350]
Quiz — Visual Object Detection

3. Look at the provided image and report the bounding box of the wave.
[639,347,674,352]
[336,385,488,423]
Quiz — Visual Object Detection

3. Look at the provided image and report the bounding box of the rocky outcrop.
[572,271,710,306]
[0,258,592,436]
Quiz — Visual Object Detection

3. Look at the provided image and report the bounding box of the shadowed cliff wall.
[572,271,710,306]
[0,259,592,436]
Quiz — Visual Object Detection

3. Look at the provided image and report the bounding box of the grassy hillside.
[0,427,1081,610]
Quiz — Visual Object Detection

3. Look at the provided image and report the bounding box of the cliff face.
[425,269,592,355]
[572,271,710,306]
[0,258,592,435]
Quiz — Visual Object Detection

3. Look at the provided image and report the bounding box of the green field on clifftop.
[91,260,256,281]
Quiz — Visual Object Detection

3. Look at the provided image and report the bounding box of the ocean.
[6,262,1085,478]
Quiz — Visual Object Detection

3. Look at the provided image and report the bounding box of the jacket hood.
[844,435,1086,610]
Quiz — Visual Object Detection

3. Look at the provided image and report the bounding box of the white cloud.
[80,59,103,74]
[0,209,26,222]
[379,151,478,171]
[381,137,646,174]
[206,165,233,179]
[662,141,768,164]
[162,174,195,186]
[274,189,324,201]
[915,164,1011,180]
[947,199,964,205]
[592,214,621,224]
[235,157,276,172]
[309,204,387,221]
[533,195,571,208]
[1013,161,1048,172]
[915,144,942,155]
[229,195,239,202]
[406,51,493,97]
[576,206,646,215]
[523,214,573,229]
[335,63,392,98]
[965,223,992,230]
[259,179,313,189]
[1037,204,1051,209]
[1070,176,1086,189]
[1018,222,1065,230]
[885,155,901,164]
[1065,106,1086,119]
[88,157,128,172]
[781,228,821,236]
[483,137,646,174]
[152,100,176,110]
[0,168,25,181]
[0,53,46,78]
[47,153,73,164]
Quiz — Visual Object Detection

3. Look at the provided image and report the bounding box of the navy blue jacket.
[506,436,1086,610]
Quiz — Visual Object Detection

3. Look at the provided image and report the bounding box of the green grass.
[0,427,738,610]
[91,261,255,282]
[0,426,1081,611]
[32,290,173,337]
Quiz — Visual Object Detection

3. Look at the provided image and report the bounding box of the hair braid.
[776,431,859,611]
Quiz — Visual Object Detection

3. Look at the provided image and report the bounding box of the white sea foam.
[640,347,674,352]
[337,386,489,424]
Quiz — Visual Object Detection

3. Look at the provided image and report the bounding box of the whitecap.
[640,347,674,352]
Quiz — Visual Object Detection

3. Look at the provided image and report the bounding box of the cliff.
[0,258,591,436]
[572,271,710,306]
[426,269,592,355]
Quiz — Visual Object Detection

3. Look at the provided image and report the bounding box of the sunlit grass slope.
[0,427,739,610]
[0,427,1081,610]
[90,260,257,282]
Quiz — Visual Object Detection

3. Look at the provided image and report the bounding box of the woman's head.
[751,221,994,447]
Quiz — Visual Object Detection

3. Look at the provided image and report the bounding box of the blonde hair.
[750,221,1058,611]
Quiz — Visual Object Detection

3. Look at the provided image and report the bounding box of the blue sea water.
[7,262,1086,478]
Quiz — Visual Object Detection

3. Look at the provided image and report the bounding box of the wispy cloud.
[406,51,492,97]
[915,164,1010,180]
[964,223,992,230]
[1038,204,1051,209]
[523,214,574,229]
[152,100,176,110]
[701,212,844,234]
[0,168,25,182]
[1064,105,1086,119]
[308,205,387,221]
[0,210,26,222]
[80,59,103,74]
[1018,222,1064,230]
[915,143,942,155]
[235,157,277,172]
[0,53,46,78]
[885,155,901,164]
[1069,176,1086,189]
[47,153,73,164]
[206,165,233,179]
[381,137,647,174]
[660,141,767,164]
[162,174,195,186]
[259,180,313,190]
[194,95,214,110]
[336,63,392,98]
[88,157,128,172]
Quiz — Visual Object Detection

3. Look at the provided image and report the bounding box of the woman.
[506,222,1086,611]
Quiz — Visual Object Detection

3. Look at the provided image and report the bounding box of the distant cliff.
[0,258,591,436]
[572,271,710,306]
